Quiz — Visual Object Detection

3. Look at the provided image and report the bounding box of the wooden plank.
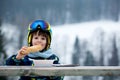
[0,66,120,76]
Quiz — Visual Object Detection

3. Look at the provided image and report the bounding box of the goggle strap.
[28,33,32,45]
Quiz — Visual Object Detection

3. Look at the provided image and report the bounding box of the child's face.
[32,31,47,50]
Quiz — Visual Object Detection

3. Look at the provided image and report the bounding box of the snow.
[1,21,120,64]
[1,21,120,80]
[1,23,20,57]
[51,21,120,64]
[52,21,120,39]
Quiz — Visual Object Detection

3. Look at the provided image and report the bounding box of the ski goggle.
[28,20,51,32]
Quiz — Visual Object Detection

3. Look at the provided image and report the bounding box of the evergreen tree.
[109,34,118,80]
[109,34,119,66]
[0,20,7,64]
[84,50,95,66]
[99,52,104,66]
[72,36,81,80]
[72,36,80,64]
[83,51,95,80]
[99,30,104,66]
[104,34,118,80]
[0,20,7,80]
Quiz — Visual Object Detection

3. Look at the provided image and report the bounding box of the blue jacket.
[6,49,64,80]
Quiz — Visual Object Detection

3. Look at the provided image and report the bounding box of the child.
[6,20,64,80]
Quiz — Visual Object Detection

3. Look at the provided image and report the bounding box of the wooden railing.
[0,66,120,76]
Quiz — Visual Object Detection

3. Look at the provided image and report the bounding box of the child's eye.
[41,37,46,40]
[34,37,38,39]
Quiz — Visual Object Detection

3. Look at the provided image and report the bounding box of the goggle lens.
[28,20,50,31]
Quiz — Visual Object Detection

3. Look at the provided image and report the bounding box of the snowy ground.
[1,20,120,80]
[51,21,120,64]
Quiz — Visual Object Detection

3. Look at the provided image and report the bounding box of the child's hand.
[16,46,28,60]
[16,45,42,60]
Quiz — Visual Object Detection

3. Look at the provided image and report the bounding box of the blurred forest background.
[0,0,120,80]
[0,0,120,26]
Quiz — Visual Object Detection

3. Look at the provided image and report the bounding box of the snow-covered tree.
[72,36,80,64]
[109,34,119,66]
[0,20,7,80]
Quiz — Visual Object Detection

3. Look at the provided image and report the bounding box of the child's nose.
[38,38,42,43]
